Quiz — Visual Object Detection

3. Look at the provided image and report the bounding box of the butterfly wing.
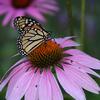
[14,16,41,34]
[14,16,50,56]
[17,29,45,55]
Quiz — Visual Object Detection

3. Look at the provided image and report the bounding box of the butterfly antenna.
[10,53,20,59]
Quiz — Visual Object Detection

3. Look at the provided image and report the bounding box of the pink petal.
[67,55,100,69]
[0,78,10,92]
[0,7,8,15]
[61,40,80,48]
[55,37,72,44]
[38,1,58,15]
[55,37,79,48]
[7,70,34,100]
[13,10,25,18]
[40,4,59,11]
[0,58,28,83]
[63,64,100,94]
[2,9,14,26]
[25,71,41,100]
[26,7,46,22]
[0,59,29,92]
[38,0,57,5]
[6,65,29,99]
[65,49,87,56]
[37,0,59,13]
[47,70,63,100]
[56,67,86,100]
[38,8,54,15]
[39,70,52,100]
[64,61,100,78]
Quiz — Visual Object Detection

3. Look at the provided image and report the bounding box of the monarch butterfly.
[14,16,50,56]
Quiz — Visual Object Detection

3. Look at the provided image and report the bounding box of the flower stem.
[66,0,74,36]
[80,0,85,50]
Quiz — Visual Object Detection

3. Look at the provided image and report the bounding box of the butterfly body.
[14,16,50,56]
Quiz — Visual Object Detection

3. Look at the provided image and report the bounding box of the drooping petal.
[0,59,29,92]
[56,67,86,100]
[7,70,34,100]
[25,70,41,100]
[67,54,100,69]
[64,49,100,69]
[47,70,63,100]
[6,64,31,99]
[63,64,100,94]
[64,61,100,78]
[39,70,52,100]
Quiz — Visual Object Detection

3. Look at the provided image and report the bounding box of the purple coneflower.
[0,37,100,100]
[0,0,58,26]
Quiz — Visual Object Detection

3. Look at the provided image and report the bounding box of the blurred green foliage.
[0,0,100,100]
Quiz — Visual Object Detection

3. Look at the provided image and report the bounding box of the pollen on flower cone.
[28,40,63,68]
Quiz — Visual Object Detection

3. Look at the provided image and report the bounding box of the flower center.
[12,0,33,9]
[28,40,63,68]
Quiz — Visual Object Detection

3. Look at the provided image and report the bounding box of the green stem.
[80,0,85,50]
[66,0,74,36]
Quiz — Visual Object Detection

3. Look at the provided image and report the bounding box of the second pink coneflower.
[0,0,59,26]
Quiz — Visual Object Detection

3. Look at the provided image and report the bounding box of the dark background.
[0,0,100,99]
